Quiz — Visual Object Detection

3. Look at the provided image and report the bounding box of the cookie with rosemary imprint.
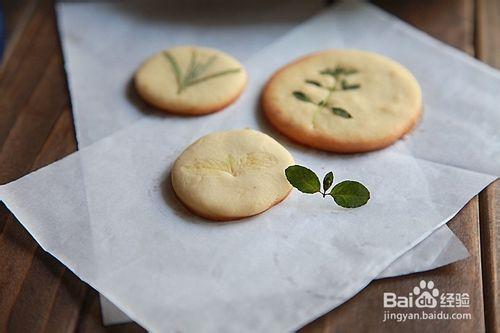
[135,46,247,115]
[262,49,422,153]
[171,129,294,221]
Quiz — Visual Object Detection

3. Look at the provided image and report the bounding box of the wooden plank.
[0,52,68,182]
[0,0,62,155]
[476,0,500,67]
[0,0,38,67]
[479,182,499,333]
[475,1,499,331]
[0,211,39,328]
[31,111,84,333]
[301,0,485,331]
[373,0,474,55]
[76,290,144,333]
[0,0,83,332]
[0,112,82,332]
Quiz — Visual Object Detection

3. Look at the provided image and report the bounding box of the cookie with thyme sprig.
[135,46,247,115]
[262,49,422,153]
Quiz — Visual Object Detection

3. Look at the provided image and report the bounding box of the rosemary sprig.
[164,52,182,91]
[188,68,242,86]
[163,50,241,94]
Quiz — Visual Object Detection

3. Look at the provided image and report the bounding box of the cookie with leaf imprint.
[171,129,294,221]
[135,46,247,115]
[262,49,422,153]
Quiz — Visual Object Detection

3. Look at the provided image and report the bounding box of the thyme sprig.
[292,90,352,119]
[292,66,361,121]
[164,50,241,94]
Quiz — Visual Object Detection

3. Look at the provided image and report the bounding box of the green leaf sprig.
[320,66,358,77]
[292,90,351,119]
[164,50,241,94]
[285,165,370,208]
[318,65,361,93]
[292,65,361,122]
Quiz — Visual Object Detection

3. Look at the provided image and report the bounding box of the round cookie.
[262,49,422,153]
[135,46,247,115]
[171,129,294,221]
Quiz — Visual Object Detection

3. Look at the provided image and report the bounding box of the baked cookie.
[171,129,294,221]
[135,46,247,115]
[262,49,422,153]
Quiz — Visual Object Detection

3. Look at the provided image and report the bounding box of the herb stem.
[163,50,241,94]
[186,68,241,87]
[312,86,334,128]
[164,52,183,93]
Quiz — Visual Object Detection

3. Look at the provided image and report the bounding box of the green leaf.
[183,50,198,85]
[320,66,358,77]
[163,52,183,92]
[187,68,241,86]
[285,165,320,194]
[330,180,370,208]
[292,91,312,103]
[342,68,358,75]
[164,50,240,94]
[322,172,334,193]
[196,54,218,75]
[331,107,352,119]
[341,80,361,90]
[305,80,322,87]
[320,67,341,77]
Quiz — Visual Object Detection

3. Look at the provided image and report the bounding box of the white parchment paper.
[55,0,489,324]
[98,224,469,325]
[0,1,498,331]
[56,0,326,147]
[0,115,494,331]
[56,0,334,322]
[57,0,332,325]
[57,0,500,175]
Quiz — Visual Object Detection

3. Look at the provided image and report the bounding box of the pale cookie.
[262,49,422,153]
[135,46,247,115]
[171,129,294,221]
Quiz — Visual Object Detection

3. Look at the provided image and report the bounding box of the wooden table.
[0,0,498,332]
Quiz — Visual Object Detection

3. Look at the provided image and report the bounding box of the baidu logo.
[382,280,471,322]
[413,280,439,308]
[384,280,440,309]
